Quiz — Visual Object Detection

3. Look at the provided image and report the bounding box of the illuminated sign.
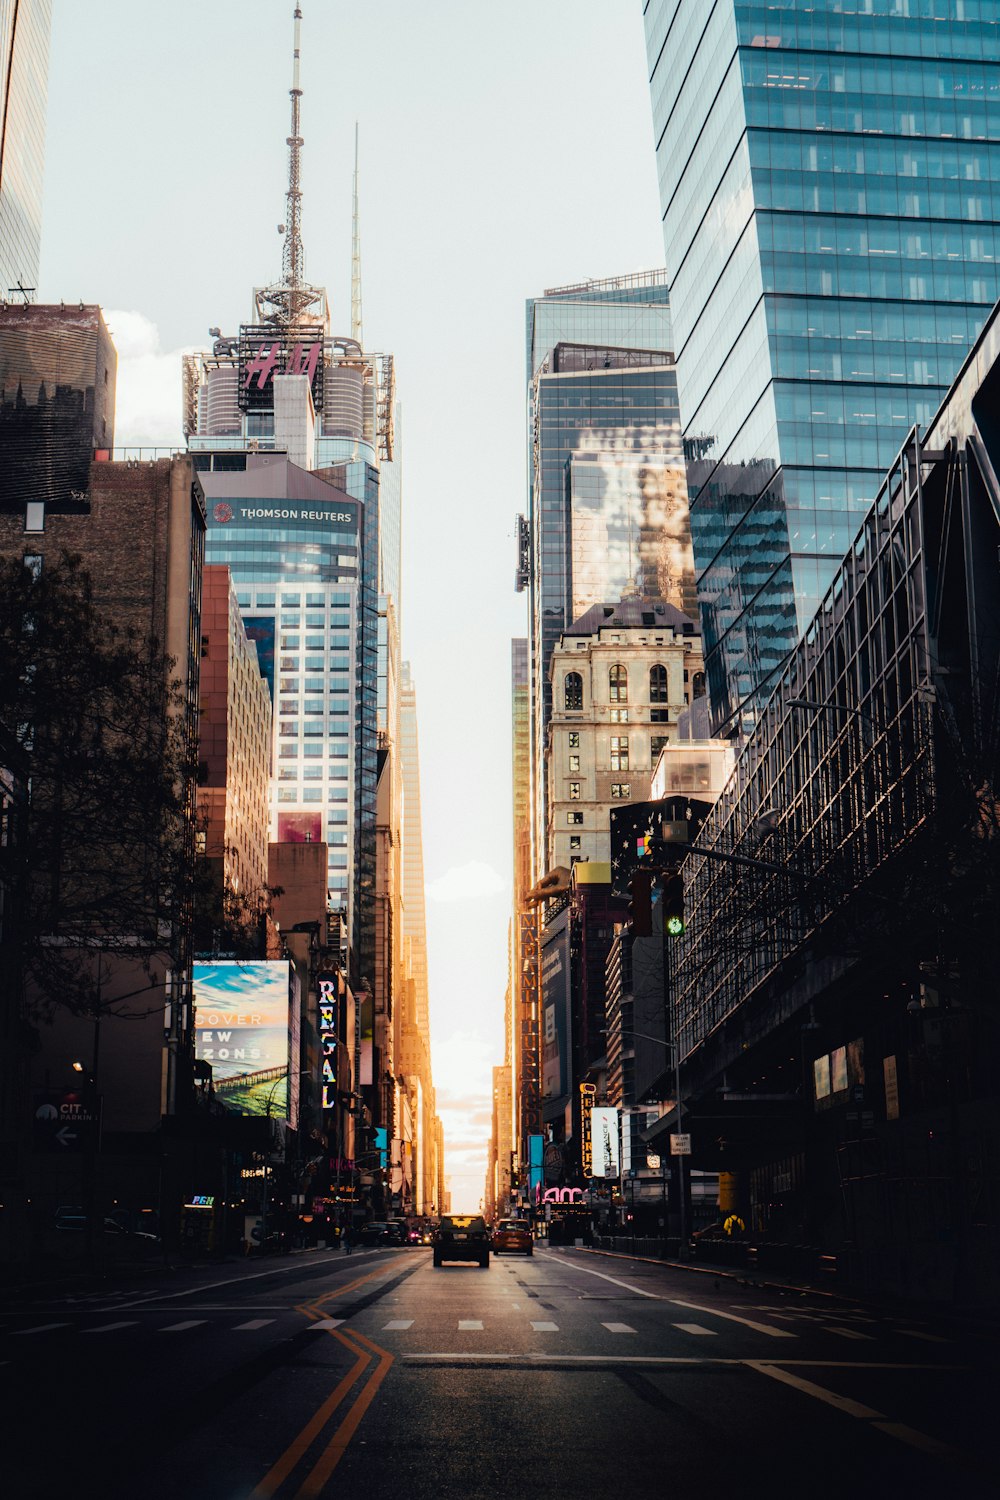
[193,961,293,1118]
[535,1185,585,1205]
[186,1195,215,1209]
[207,504,356,528]
[318,972,338,1111]
[579,1083,596,1177]
[591,1107,620,1178]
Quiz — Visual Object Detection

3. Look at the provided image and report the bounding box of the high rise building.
[645,1,1000,732]
[520,271,695,880]
[399,663,429,1039]
[0,0,51,300]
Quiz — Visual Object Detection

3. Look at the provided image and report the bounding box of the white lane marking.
[83,1321,139,1334]
[159,1320,207,1332]
[745,1361,884,1418]
[601,1322,636,1334]
[671,1299,796,1339]
[12,1323,70,1336]
[673,1323,717,1336]
[383,1320,414,1331]
[538,1252,660,1300]
[458,1320,484,1331]
[312,1318,344,1330]
[530,1321,559,1332]
[827,1326,875,1341]
[898,1329,950,1344]
[113,1248,399,1308]
[233,1319,274,1330]
[870,1422,959,1458]
[511,1303,522,1310]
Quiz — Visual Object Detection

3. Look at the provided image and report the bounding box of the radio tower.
[256,5,325,327]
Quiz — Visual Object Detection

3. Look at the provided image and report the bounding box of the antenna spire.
[256,5,325,326]
[351,123,363,347]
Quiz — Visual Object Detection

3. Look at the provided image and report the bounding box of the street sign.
[32,1090,100,1153]
[669,1133,691,1156]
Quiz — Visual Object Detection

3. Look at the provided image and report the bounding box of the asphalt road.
[4,1245,994,1499]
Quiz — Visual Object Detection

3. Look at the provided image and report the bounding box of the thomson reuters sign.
[210,502,356,528]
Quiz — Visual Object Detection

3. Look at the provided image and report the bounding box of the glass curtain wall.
[645,0,1000,733]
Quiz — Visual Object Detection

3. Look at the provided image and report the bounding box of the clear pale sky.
[38,0,666,1211]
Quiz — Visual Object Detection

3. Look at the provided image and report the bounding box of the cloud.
[425,860,508,905]
[103,309,197,450]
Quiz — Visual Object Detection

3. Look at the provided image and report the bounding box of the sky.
[38,0,666,1211]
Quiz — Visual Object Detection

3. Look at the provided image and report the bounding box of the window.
[650,708,670,724]
[568,732,580,749]
[610,736,629,772]
[305,613,326,628]
[609,664,628,703]
[24,501,44,533]
[306,593,326,607]
[23,554,42,579]
[568,781,581,800]
[564,671,583,710]
[279,678,299,693]
[611,783,631,799]
[651,735,669,763]
[692,671,706,699]
[650,664,669,703]
[569,836,581,851]
[567,811,583,826]
[568,754,580,772]
[280,635,300,649]
[305,635,325,649]
[279,745,297,759]
[610,708,629,723]
[281,593,301,605]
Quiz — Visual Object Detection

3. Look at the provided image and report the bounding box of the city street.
[3,1247,993,1499]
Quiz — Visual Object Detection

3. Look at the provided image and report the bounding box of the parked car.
[432,1214,490,1268]
[492,1218,533,1256]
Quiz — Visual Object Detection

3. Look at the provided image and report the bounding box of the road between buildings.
[3,1246,993,1498]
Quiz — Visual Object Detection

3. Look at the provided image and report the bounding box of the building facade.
[197,564,272,909]
[645,0,1000,732]
[0,0,51,300]
[520,271,695,883]
[548,596,702,870]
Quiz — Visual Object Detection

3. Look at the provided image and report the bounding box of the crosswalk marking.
[312,1318,344,1330]
[673,1323,716,1336]
[827,1326,875,1341]
[458,1320,484,1331]
[12,1323,69,1336]
[83,1321,139,1334]
[160,1320,206,1333]
[601,1322,636,1334]
[383,1320,414,1331]
[671,1299,796,1339]
[233,1319,274,1331]
[530,1321,559,1332]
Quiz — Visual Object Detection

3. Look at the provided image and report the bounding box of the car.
[384,1219,408,1246]
[492,1218,533,1256]
[432,1213,490,1268]
[357,1221,391,1247]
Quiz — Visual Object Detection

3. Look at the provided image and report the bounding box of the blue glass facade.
[525,272,690,874]
[645,0,1000,732]
[197,456,379,981]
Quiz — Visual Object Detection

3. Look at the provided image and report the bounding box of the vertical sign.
[579,1084,596,1176]
[317,972,338,1111]
[883,1055,899,1121]
[591,1108,621,1178]
[528,1134,544,1201]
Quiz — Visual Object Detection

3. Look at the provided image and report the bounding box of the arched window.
[564,671,583,710]
[609,664,628,703]
[649,664,668,703]
[692,671,706,700]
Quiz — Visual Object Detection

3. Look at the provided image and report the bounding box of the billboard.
[277,811,322,844]
[591,1107,621,1179]
[193,961,295,1119]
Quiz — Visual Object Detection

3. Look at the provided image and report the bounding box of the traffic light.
[627,869,653,936]
[661,869,685,937]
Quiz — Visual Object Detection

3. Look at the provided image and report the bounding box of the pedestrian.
[343,1223,354,1255]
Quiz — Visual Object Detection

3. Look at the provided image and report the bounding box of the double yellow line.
[248,1259,402,1499]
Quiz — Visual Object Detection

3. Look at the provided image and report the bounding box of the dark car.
[384,1219,408,1246]
[433,1213,490,1268]
[492,1218,532,1256]
[357,1221,391,1247]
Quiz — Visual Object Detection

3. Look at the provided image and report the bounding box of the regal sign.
[238,324,325,412]
[318,972,338,1111]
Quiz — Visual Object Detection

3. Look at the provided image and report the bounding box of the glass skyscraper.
[0,0,51,299]
[645,0,1000,731]
[522,270,695,876]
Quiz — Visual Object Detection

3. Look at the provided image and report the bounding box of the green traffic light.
[666,915,684,936]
